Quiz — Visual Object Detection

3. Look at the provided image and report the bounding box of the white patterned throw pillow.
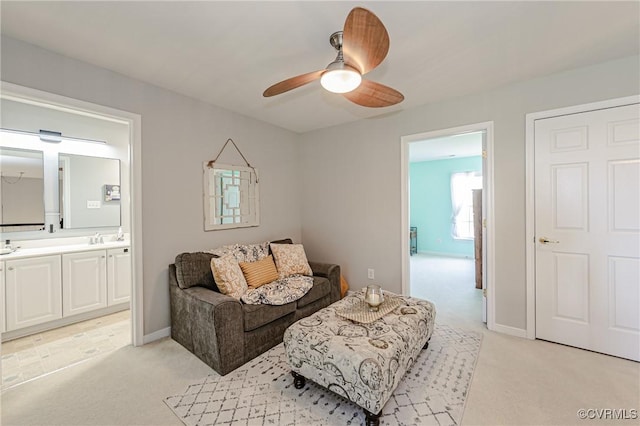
[270,243,313,279]
[210,253,248,299]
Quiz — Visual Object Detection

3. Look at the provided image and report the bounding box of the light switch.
[87,200,101,209]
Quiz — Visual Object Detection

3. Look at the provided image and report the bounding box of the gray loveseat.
[169,239,341,375]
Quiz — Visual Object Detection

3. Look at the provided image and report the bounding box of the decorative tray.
[335,297,402,324]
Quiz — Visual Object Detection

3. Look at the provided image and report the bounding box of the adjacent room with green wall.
[409,156,482,257]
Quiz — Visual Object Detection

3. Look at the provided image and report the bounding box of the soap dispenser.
[117,227,124,241]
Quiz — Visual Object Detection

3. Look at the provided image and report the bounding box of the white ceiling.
[410,131,483,163]
[1,1,638,134]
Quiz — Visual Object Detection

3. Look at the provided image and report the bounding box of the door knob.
[539,237,560,244]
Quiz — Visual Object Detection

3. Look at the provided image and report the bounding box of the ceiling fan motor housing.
[329,31,344,50]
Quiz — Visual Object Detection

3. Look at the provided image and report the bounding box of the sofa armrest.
[169,264,245,375]
[309,261,341,303]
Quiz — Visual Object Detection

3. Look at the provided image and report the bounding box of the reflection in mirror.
[0,147,45,231]
[59,154,121,229]
[203,163,259,230]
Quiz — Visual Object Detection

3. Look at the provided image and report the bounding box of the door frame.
[1,81,145,346]
[524,95,639,340]
[401,121,495,331]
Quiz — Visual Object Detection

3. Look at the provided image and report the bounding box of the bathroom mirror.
[203,163,259,230]
[0,147,45,230]
[59,153,121,229]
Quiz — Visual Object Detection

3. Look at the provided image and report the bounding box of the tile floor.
[1,310,131,390]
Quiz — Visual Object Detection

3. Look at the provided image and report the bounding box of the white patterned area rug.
[164,324,482,426]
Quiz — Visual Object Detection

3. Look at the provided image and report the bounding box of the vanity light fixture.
[0,128,107,144]
[39,129,62,143]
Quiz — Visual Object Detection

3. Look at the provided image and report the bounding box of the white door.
[5,255,62,330]
[535,103,640,361]
[107,247,131,306]
[63,250,107,316]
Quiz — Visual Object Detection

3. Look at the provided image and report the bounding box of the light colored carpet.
[164,324,482,426]
[3,255,638,426]
[409,253,483,331]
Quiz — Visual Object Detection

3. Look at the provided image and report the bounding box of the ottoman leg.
[423,337,431,350]
[364,409,381,426]
[291,371,306,389]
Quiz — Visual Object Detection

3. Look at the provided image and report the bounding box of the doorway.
[401,122,495,330]
[0,82,143,388]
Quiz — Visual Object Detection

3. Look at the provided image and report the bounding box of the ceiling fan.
[263,7,404,108]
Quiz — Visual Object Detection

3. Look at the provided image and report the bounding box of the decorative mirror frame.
[203,162,260,231]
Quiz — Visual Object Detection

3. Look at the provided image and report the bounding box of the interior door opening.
[401,122,494,330]
[0,83,142,389]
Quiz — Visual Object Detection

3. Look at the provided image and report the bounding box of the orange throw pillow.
[340,274,349,298]
[239,255,279,289]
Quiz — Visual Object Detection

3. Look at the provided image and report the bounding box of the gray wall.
[299,55,639,331]
[3,34,638,335]
[1,37,302,335]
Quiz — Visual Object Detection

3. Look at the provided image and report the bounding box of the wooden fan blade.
[343,80,404,108]
[342,7,390,75]
[263,70,325,97]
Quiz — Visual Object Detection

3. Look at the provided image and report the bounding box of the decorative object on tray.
[335,292,402,323]
[364,284,384,311]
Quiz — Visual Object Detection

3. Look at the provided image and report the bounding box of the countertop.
[0,240,130,261]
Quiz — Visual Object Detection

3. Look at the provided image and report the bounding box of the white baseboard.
[491,323,528,338]
[417,251,474,259]
[143,326,171,344]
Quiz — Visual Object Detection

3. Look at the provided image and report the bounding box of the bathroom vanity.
[0,238,131,341]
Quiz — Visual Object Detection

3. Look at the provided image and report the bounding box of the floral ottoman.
[283,291,436,426]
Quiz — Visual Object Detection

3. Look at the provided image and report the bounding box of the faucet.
[90,233,104,245]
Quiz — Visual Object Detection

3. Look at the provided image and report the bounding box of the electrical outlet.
[367,268,375,280]
[87,200,101,209]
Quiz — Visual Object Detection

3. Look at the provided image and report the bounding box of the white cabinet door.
[63,250,107,317]
[5,255,62,331]
[535,103,640,361]
[107,247,131,305]
[0,261,5,333]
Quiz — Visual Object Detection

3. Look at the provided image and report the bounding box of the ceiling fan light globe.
[320,67,362,94]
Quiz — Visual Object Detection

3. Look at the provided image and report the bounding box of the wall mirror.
[0,147,45,231]
[203,163,259,230]
[59,153,121,229]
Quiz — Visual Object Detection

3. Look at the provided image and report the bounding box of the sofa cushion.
[296,276,331,308]
[174,252,219,290]
[242,301,296,332]
[239,255,279,289]
[270,243,313,278]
